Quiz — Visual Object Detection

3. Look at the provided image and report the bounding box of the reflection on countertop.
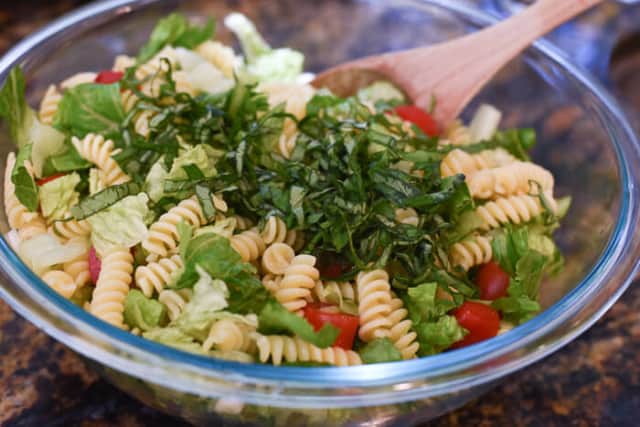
[1,1,640,426]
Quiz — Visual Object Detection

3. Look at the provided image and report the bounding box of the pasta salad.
[0,13,569,366]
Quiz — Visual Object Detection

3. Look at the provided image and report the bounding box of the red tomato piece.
[394,105,440,137]
[94,70,124,84]
[475,261,510,300]
[303,303,359,350]
[36,173,66,186]
[88,247,101,284]
[451,301,500,349]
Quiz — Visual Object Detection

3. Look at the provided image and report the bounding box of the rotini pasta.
[60,72,98,89]
[39,85,62,125]
[467,161,554,200]
[387,297,419,359]
[71,133,129,186]
[135,254,183,297]
[203,315,257,352]
[158,288,193,322]
[260,216,291,245]
[51,219,91,241]
[42,270,77,299]
[229,229,266,263]
[195,40,237,78]
[261,242,295,275]
[275,254,319,313]
[63,248,92,287]
[254,334,362,366]
[395,208,419,227]
[89,246,134,328]
[475,193,556,231]
[356,269,393,342]
[449,234,493,271]
[443,120,472,146]
[142,196,207,260]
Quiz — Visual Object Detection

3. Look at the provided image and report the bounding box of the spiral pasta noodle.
[60,72,97,89]
[387,297,419,359]
[475,193,556,231]
[121,90,139,112]
[443,120,472,146]
[51,219,91,241]
[229,229,266,263]
[356,269,393,342]
[158,288,192,322]
[260,216,292,245]
[142,196,207,261]
[89,246,134,328]
[112,54,136,72]
[313,280,357,303]
[203,316,257,352]
[449,234,493,271]
[39,85,62,125]
[135,254,183,297]
[467,161,554,200]
[440,148,491,177]
[261,273,282,294]
[233,216,254,231]
[42,270,77,299]
[71,134,130,186]
[63,249,92,287]
[261,242,295,275]
[254,334,362,366]
[275,254,319,313]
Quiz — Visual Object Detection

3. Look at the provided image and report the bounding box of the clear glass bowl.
[1,0,640,425]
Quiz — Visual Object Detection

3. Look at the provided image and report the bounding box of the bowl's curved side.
[0,0,639,421]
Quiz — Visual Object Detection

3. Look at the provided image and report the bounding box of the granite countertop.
[2,1,640,426]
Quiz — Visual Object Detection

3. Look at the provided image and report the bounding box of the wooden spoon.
[312,0,603,125]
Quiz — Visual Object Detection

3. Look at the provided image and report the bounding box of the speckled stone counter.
[2,1,640,426]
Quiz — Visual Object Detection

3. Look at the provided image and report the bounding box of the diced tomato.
[475,261,510,300]
[451,301,500,349]
[314,251,353,279]
[88,247,101,284]
[394,105,439,137]
[94,70,124,84]
[303,303,359,350]
[36,173,66,186]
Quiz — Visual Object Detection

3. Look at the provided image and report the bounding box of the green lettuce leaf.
[173,266,229,340]
[53,83,125,142]
[11,145,38,211]
[138,13,215,63]
[29,119,67,177]
[225,13,303,82]
[257,300,339,349]
[143,327,208,355]
[42,145,92,176]
[403,282,466,356]
[87,193,150,256]
[0,66,35,148]
[357,81,406,105]
[39,172,80,222]
[19,233,89,275]
[359,338,402,363]
[124,289,168,331]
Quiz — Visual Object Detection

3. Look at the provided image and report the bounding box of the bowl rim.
[1,0,639,407]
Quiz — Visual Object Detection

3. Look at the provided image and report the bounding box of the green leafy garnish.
[137,13,215,63]
[54,83,126,142]
[0,66,36,148]
[70,181,141,220]
[11,145,38,211]
[359,338,402,363]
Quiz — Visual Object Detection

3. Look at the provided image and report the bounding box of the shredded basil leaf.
[70,181,141,220]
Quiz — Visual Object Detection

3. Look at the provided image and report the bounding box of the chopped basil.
[70,181,141,220]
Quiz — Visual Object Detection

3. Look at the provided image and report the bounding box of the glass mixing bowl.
[1,0,639,425]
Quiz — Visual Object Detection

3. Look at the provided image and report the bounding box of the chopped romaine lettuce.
[194,217,236,239]
[19,233,89,275]
[225,13,303,83]
[174,47,234,94]
[39,172,80,222]
[87,193,150,256]
[143,327,208,355]
[359,338,402,363]
[138,13,215,63]
[29,119,66,178]
[124,289,168,331]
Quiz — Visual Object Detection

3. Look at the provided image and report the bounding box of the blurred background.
[0,1,640,426]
